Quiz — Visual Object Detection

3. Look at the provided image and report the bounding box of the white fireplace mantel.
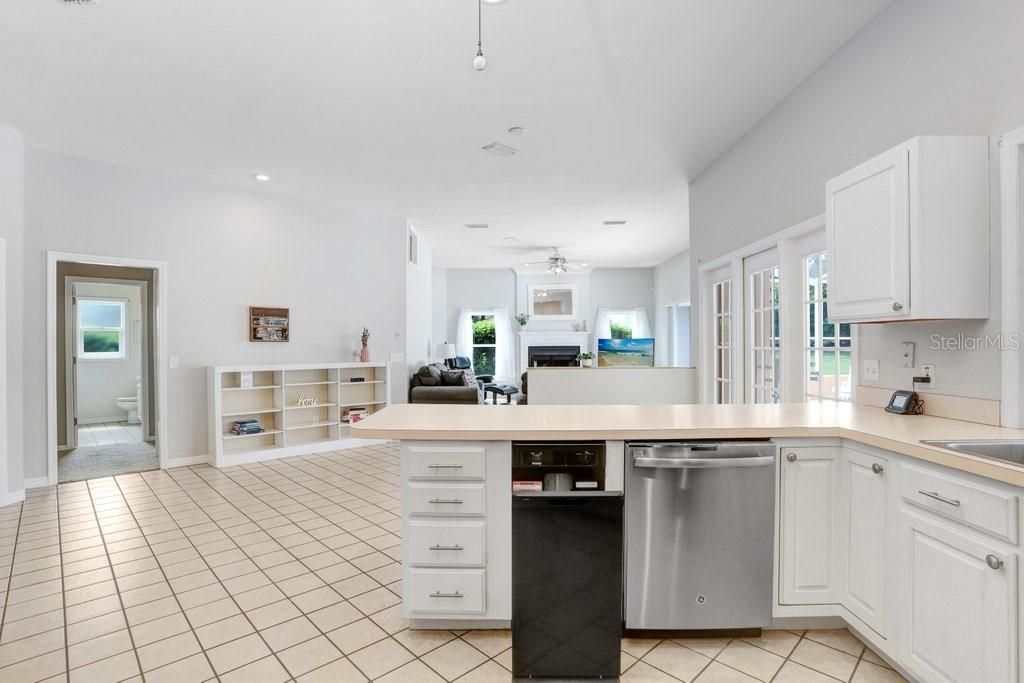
[518,329,591,374]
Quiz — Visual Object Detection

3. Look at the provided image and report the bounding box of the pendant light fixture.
[473,0,487,71]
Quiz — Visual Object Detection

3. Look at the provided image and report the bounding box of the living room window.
[77,298,127,360]
[805,251,853,401]
[471,314,496,377]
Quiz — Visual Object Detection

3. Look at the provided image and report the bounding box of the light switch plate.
[169,355,179,369]
[390,353,405,362]
[862,359,880,382]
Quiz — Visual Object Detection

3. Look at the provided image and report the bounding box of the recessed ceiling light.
[603,220,627,226]
[252,173,270,182]
[465,223,489,229]
[507,126,526,136]
[504,236,519,242]
[483,0,509,4]
[482,142,518,157]
[581,263,589,267]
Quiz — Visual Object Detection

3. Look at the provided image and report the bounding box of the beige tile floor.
[0,442,908,682]
[75,422,147,448]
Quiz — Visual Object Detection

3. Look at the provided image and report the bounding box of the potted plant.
[577,351,595,368]
[360,327,370,362]
[515,313,530,328]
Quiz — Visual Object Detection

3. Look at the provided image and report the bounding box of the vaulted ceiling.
[0,0,891,267]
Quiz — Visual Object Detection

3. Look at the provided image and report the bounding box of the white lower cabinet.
[401,441,511,623]
[898,511,1017,682]
[778,440,1021,681]
[840,447,888,636]
[779,445,841,604]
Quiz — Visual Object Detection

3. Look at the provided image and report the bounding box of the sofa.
[409,362,484,404]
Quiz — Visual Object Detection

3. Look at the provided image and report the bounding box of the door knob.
[986,554,1004,570]
[872,463,884,475]
[892,302,903,312]
[786,453,797,463]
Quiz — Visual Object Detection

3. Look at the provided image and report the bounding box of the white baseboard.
[0,489,25,507]
[77,416,126,425]
[165,455,210,468]
[24,476,50,490]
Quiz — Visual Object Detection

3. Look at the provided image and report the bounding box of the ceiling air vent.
[58,0,99,4]
[603,220,628,226]
[482,142,517,157]
[465,224,489,230]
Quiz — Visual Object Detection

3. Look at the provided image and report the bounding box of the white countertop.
[351,401,1024,487]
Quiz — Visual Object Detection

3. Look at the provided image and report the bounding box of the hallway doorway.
[47,254,168,485]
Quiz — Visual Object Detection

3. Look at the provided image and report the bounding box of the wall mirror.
[528,284,578,319]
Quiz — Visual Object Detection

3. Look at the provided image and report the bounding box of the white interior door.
[743,248,781,404]
[64,277,78,449]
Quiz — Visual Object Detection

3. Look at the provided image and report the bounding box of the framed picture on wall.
[250,306,289,342]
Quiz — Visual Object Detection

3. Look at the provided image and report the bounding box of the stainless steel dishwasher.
[625,440,776,630]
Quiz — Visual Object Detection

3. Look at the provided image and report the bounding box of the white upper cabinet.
[827,136,989,322]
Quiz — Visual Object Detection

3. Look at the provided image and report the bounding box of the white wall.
[445,268,518,341]
[405,225,433,381]
[431,266,447,348]
[73,281,144,422]
[654,250,691,366]
[689,0,1024,401]
[23,149,408,477]
[590,267,655,334]
[0,123,24,500]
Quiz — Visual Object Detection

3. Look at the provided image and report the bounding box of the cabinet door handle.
[428,544,464,551]
[428,498,464,504]
[892,302,903,312]
[918,490,961,507]
[872,463,884,475]
[427,464,464,469]
[786,453,797,462]
[429,591,464,598]
[986,554,1004,570]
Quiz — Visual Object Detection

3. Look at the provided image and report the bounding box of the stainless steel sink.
[921,440,1024,466]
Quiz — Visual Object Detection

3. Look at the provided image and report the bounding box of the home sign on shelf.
[294,394,319,408]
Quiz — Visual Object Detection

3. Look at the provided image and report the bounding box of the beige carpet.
[57,441,158,482]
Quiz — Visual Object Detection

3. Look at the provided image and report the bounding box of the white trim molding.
[46,252,170,486]
[1001,127,1024,428]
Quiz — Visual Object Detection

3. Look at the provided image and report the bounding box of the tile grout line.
[112,472,291,680]
[193,454,424,681]
[178,462,410,681]
[83,476,176,679]
[0,500,26,648]
[132,467,351,678]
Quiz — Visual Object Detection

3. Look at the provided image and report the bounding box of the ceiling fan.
[521,247,588,275]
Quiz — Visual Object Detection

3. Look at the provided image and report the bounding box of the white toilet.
[116,376,143,425]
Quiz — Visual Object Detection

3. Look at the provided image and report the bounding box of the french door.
[744,248,782,404]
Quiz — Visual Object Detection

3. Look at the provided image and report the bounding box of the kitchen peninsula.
[352,402,1024,681]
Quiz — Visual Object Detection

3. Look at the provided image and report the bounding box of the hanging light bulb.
[473,0,487,71]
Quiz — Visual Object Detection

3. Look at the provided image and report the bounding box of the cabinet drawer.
[406,446,486,480]
[901,463,1018,543]
[408,521,486,567]
[405,483,486,516]
[407,568,485,614]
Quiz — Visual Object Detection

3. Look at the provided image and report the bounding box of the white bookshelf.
[207,362,391,467]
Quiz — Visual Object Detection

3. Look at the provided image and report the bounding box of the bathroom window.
[78,298,127,360]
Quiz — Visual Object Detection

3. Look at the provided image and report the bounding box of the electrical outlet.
[902,342,915,368]
[862,359,880,382]
[921,363,935,389]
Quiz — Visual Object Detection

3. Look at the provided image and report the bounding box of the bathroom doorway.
[54,262,160,483]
